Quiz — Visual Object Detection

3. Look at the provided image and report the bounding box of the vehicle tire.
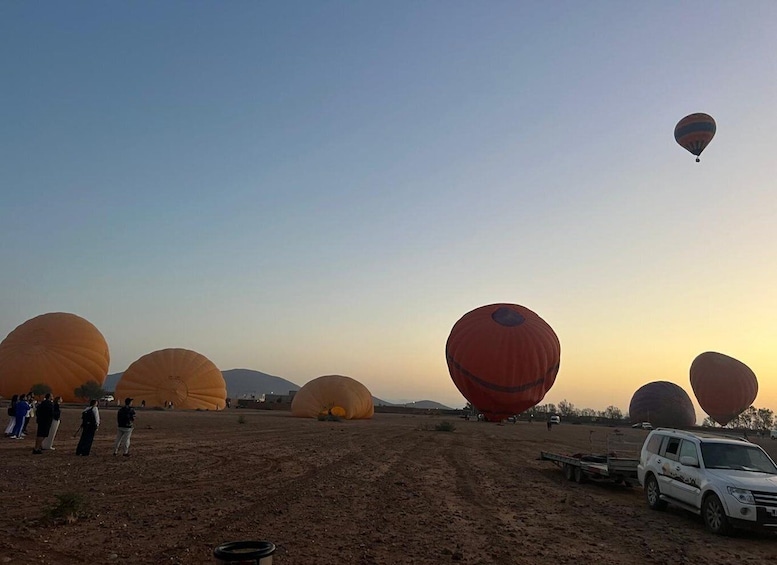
[574,466,586,483]
[563,464,574,481]
[645,475,667,510]
[702,494,732,535]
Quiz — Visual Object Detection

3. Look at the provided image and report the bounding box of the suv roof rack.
[652,427,751,443]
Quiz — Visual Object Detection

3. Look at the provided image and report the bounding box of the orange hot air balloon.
[446,303,560,421]
[690,351,758,426]
[674,113,716,162]
[116,348,226,410]
[291,375,374,420]
[0,312,110,402]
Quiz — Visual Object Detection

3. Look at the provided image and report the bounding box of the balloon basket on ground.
[213,541,275,564]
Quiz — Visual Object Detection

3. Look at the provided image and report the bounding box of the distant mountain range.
[104,368,453,410]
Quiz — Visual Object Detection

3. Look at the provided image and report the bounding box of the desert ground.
[2,408,777,564]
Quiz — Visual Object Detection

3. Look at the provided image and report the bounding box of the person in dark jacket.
[33,393,54,454]
[42,396,62,450]
[113,398,136,457]
[75,399,100,456]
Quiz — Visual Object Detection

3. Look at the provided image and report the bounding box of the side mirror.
[680,455,699,467]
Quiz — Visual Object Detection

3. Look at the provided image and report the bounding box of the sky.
[1,2,776,418]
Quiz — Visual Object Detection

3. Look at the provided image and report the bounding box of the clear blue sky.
[2,1,776,415]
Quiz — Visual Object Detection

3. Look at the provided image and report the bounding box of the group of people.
[4,394,136,456]
[4,393,63,450]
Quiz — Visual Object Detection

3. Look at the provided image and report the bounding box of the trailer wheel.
[573,466,586,483]
[563,464,574,481]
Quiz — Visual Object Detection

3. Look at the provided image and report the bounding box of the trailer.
[540,451,640,485]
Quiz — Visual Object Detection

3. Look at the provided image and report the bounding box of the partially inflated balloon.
[446,304,560,421]
[291,375,374,419]
[674,113,716,162]
[0,312,110,402]
[116,348,226,410]
[690,351,757,426]
[628,381,696,428]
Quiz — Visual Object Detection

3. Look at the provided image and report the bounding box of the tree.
[579,408,597,418]
[73,380,105,401]
[30,383,52,397]
[601,405,623,421]
[757,408,774,430]
[557,399,577,417]
[702,416,717,427]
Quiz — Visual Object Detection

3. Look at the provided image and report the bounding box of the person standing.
[75,399,100,456]
[42,396,62,450]
[33,393,54,454]
[4,394,18,437]
[23,393,36,436]
[11,393,30,439]
[113,398,136,457]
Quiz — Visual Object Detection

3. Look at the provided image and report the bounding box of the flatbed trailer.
[540,451,640,485]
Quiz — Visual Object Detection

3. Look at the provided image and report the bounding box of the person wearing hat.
[113,398,136,457]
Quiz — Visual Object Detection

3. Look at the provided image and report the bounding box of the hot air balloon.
[628,381,696,428]
[690,351,757,426]
[446,303,560,422]
[0,312,110,402]
[116,348,226,410]
[674,113,716,162]
[291,375,374,420]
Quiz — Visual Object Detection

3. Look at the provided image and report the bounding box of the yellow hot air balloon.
[291,375,374,420]
[0,312,110,402]
[116,348,226,410]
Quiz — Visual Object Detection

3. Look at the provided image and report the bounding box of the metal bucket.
[213,541,276,564]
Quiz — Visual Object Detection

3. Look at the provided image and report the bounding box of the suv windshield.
[700,442,777,474]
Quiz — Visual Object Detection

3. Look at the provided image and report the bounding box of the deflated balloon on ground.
[291,375,374,420]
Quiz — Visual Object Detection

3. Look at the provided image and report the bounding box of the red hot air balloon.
[674,113,716,162]
[690,351,758,426]
[446,303,560,421]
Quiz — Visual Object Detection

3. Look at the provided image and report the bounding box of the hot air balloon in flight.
[628,381,696,428]
[116,348,226,410]
[0,312,110,402]
[690,351,757,426]
[446,303,560,422]
[674,113,716,162]
[291,375,374,419]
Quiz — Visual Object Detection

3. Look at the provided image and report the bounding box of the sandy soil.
[1,408,777,564]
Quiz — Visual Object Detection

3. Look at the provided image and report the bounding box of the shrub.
[45,492,88,524]
[434,421,456,432]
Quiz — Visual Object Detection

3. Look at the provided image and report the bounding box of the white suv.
[638,428,777,534]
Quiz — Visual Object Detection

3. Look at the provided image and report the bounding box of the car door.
[657,437,682,498]
[669,440,702,508]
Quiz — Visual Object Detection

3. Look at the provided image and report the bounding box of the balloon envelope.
[674,113,716,161]
[446,303,560,421]
[116,348,226,410]
[291,375,374,420]
[0,312,110,402]
[690,351,757,426]
[628,381,696,428]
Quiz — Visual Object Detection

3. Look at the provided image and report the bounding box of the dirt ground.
[2,408,777,564]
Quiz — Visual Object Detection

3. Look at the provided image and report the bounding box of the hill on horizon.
[104,368,453,409]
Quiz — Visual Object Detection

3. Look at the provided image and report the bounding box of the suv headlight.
[727,487,755,504]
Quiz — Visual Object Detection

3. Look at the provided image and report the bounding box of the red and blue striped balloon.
[674,113,716,162]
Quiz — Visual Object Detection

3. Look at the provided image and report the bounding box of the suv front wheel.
[702,494,731,535]
[645,475,667,510]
